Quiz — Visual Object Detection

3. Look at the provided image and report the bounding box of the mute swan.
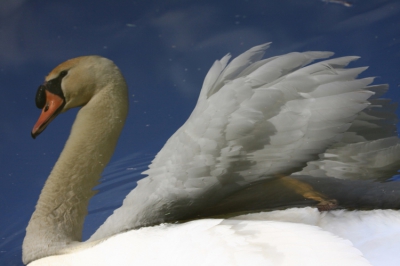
[24,43,400,265]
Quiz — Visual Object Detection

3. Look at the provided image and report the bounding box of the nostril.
[44,104,49,112]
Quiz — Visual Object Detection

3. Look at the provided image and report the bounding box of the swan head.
[31,56,118,138]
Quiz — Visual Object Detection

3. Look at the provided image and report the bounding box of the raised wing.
[91,44,380,240]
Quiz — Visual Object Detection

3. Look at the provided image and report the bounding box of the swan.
[24,43,400,265]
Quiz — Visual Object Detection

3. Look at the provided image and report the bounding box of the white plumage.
[30,207,400,266]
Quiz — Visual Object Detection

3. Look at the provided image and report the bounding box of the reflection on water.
[321,0,353,8]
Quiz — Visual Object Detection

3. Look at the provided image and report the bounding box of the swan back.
[30,216,372,266]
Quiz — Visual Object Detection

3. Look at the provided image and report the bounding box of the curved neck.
[23,79,128,264]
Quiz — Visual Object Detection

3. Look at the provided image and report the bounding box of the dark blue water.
[1,0,399,265]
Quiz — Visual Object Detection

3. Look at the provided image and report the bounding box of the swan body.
[28,207,400,266]
[24,44,400,265]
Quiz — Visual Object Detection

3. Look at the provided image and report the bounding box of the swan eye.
[35,85,47,109]
[59,70,68,78]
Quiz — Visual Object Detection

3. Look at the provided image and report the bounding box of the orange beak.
[31,90,65,139]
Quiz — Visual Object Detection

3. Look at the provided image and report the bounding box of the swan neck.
[23,74,128,264]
